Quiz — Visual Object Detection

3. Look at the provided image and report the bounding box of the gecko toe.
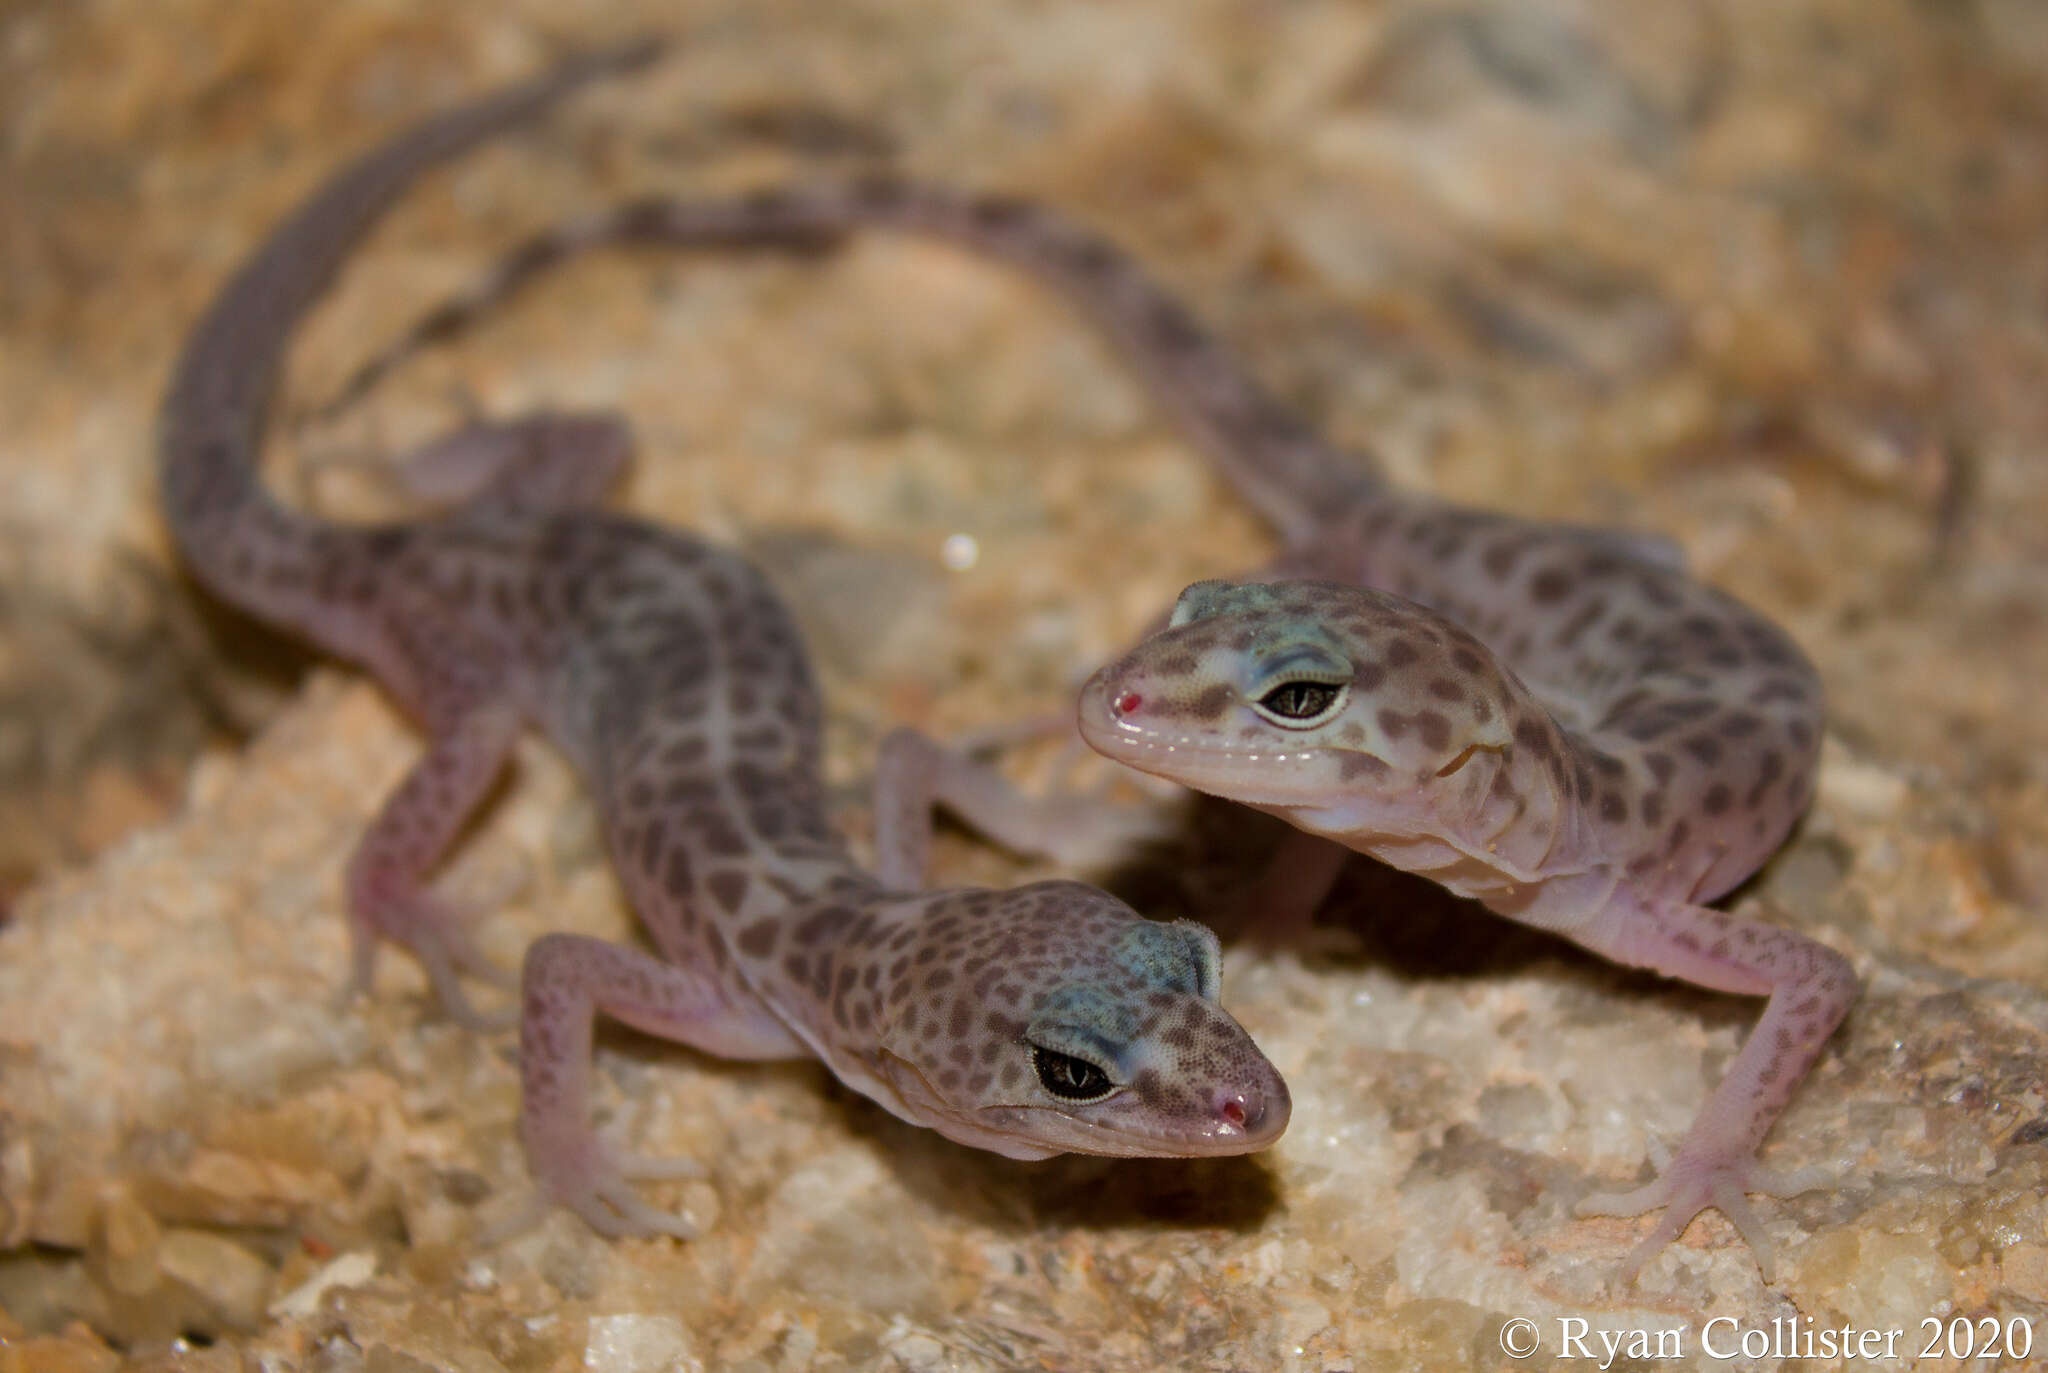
[581,1175,701,1240]
[1576,1179,1667,1219]
[1710,1179,1777,1281]
[1581,1145,1793,1284]
[351,882,518,1029]
[1613,1205,1696,1285]
[417,936,516,1031]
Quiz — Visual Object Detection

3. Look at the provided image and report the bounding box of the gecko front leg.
[1574,897,1855,1281]
[518,931,805,1238]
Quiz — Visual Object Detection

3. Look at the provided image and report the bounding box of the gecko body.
[1071,274,1853,1283]
[1090,498,1827,922]
[159,44,1286,1238]
[305,118,1851,1277]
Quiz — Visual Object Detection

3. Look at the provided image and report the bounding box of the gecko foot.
[536,1139,704,1240]
[872,725,1174,888]
[978,717,1182,869]
[1578,1139,1824,1284]
[1027,792,1179,874]
[346,876,517,1031]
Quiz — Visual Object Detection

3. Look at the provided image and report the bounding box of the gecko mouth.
[1076,674,1371,805]
[882,1047,1289,1160]
[975,1079,1290,1159]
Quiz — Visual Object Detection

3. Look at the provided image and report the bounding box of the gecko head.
[1077,579,1515,832]
[867,881,1288,1160]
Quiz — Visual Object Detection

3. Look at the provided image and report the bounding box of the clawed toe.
[583,1177,701,1240]
[1578,1146,1797,1284]
[404,931,517,1030]
[1578,1179,1718,1284]
[350,885,517,1029]
[1576,1179,1667,1219]
[1710,1181,1773,1275]
[418,924,519,1029]
[531,1125,706,1241]
[485,1174,701,1243]
[558,1155,703,1239]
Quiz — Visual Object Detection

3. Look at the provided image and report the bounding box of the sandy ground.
[4,3,2047,1369]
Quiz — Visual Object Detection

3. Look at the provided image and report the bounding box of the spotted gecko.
[1058,247,1856,1279]
[305,73,1852,1281]
[157,42,1288,1238]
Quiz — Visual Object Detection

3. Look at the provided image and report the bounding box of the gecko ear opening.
[1166,919,1223,1001]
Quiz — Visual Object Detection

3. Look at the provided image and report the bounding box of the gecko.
[1055,265,1852,1286]
[157,40,1289,1239]
[301,90,1851,1281]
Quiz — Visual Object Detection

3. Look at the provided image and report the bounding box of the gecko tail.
[310,176,1387,546]
[158,38,667,640]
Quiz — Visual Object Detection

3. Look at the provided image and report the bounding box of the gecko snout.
[1206,1066,1289,1148]
[1216,1088,1257,1132]
[1196,1065,1286,1147]
[1080,658,1226,729]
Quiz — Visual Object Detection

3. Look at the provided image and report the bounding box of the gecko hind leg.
[345,698,525,1030]
[298,410,633,518]
[518,931,803,1238]
[393,411,635,515]
[1571,896,1856,1283]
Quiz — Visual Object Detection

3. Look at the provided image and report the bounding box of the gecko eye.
[1251,679,1349,728]
[1030,1046,1116,1101]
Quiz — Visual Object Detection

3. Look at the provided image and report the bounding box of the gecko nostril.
[1114,690,1143,715]
[1219,1095,1248,1128]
